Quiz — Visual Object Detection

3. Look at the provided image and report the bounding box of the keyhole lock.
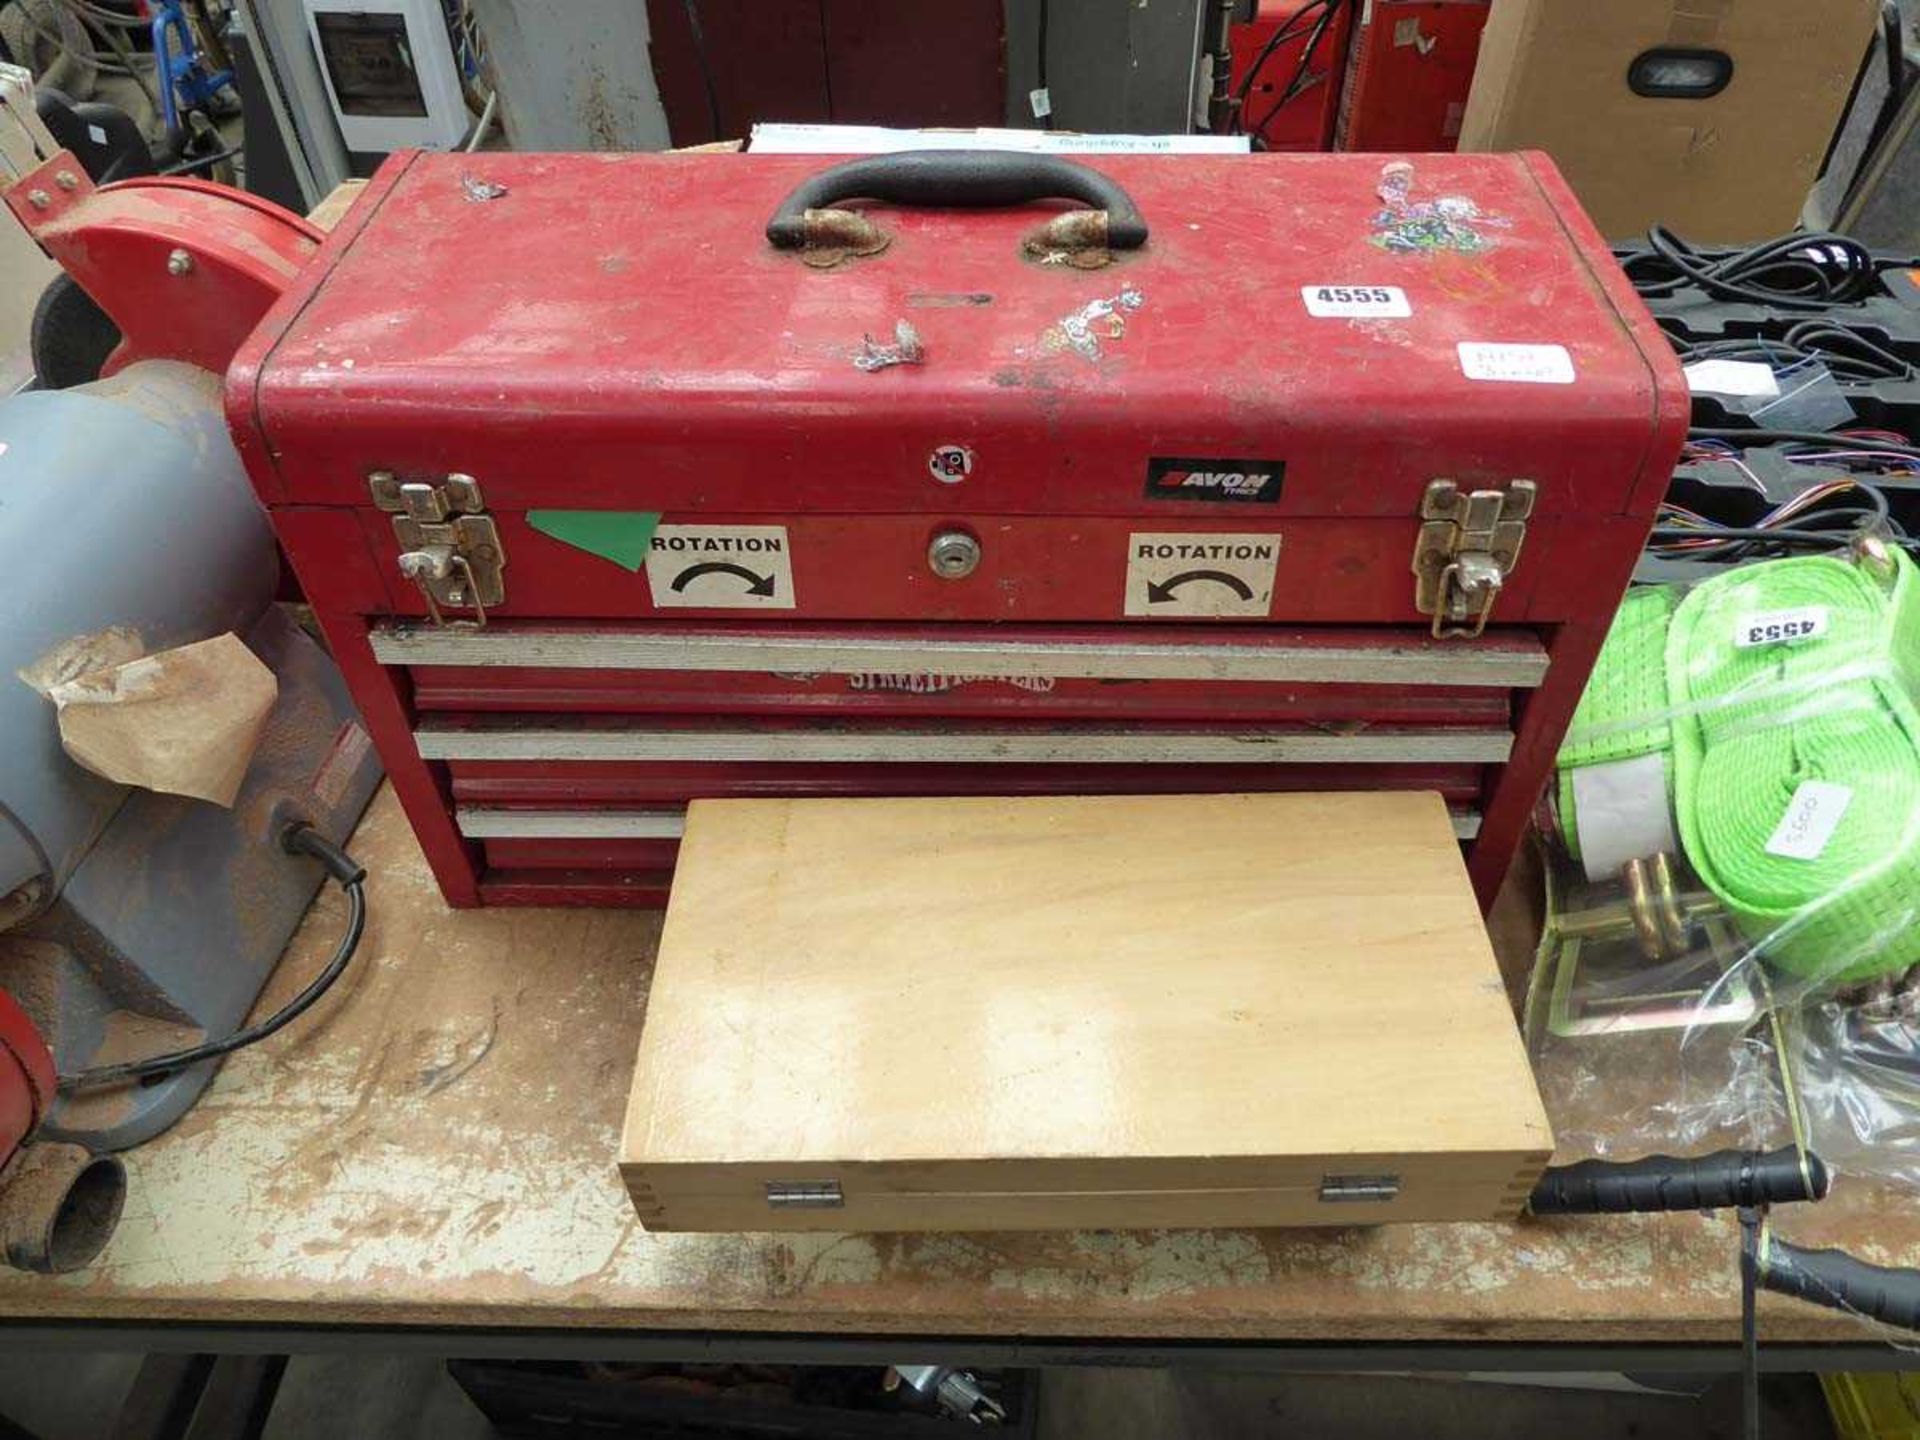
[928,529,981,580]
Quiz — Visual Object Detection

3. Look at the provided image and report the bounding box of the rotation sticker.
[1124,532,1281,618]
[646,524,796,610]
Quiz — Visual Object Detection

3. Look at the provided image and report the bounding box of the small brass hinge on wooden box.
[765,1180,844,1210]
[369,471,504,626]
[1412,478,1536,639]
[1319,1174,1401,1203]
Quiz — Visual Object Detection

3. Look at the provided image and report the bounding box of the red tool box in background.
[220,149,1684,912]
[1337,0,1491,152]
[1227,0,1356,150]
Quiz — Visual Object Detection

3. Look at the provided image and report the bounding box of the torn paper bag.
[47,633,277,807]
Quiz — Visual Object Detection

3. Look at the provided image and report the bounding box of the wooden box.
[620,792,1553,1231]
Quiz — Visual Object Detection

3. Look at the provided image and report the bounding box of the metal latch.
[369,471,504,627]
[765,1180,844,1210]
[1319,1174,1402,1204]
[1412,479,1536,640]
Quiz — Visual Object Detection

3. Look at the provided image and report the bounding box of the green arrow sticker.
[525,510,662,572]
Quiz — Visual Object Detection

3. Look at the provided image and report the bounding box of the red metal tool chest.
[226,148,1686,909]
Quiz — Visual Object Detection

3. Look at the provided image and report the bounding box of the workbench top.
[0,786,1903,1342]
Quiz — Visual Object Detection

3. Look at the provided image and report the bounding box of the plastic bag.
[1791,1000,1920,1189]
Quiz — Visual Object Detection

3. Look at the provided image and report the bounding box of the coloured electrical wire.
[1650,483,1909,559]
[1691,426,1920,463]
[1672,321,1913,384]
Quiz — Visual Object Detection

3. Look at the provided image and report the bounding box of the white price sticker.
[1735,606,1830,649]
[1765,781,1853,862]
[1457,342,1577,385]
[1301,284,1411,318]
[1684,359,1779,399]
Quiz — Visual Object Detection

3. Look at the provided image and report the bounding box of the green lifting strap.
[1556,586,1679,864]
[1558,550,1920,984]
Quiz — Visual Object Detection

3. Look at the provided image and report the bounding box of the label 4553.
[1735,606,1829,649]
[1301,285,1411,318]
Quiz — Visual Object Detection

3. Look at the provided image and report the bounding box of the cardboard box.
[1459,0,1881,242]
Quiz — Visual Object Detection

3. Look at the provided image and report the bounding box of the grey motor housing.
[0,362,277,919]
[0,360,381,1150]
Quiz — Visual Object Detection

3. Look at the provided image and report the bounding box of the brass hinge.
[1319,1174,1401,1204]
[369,472,504,627]
[765,1180,844,1210]
[1412,479,1536,640]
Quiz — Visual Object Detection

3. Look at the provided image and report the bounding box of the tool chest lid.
[233,149,1685,517]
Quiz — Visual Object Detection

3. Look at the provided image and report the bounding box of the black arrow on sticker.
[671,562,777,597]
[1147,569,1255,604]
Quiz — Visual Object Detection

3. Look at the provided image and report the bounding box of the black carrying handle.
[765,150,1149,250]
[1760,1238,1920,1331]
[1528,1148,1829,1215]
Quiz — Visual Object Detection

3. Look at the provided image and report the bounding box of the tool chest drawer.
[388,623,1533,714]
[230,148,1687,908]
[370,619,1532,903]
[453,754,1497,903]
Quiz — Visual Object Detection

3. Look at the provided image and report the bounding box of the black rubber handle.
[1528,1149,1828,1215]
[1761,1239,1920,1331]
[765,150,1149,250]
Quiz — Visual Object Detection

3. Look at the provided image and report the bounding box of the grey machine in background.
[0,359,382,1155]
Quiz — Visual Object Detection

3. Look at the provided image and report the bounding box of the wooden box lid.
[620,791,1553,1232]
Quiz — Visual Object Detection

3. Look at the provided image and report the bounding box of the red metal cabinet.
[1335,0,1491,152]
[1227,0,1357,150]
[227,149,1686,909]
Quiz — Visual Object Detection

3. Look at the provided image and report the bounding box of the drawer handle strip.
[415,724,1514,765]
[458,808,687,839]
[371,626,1547,689]
[459,805,1481,841]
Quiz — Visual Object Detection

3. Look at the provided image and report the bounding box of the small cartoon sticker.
[1041,286,1145,362]
[1369,160,1510,256]
[854,320,925,372]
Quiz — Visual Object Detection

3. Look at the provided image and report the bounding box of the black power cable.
[1238,0,1344,147]
[1622,227,1885,310]
[1255,0,1339,144]
[680,0,723,144]
[57,825,368,1092]
[1231,0,1325,119]
[1036,0,1054,130]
